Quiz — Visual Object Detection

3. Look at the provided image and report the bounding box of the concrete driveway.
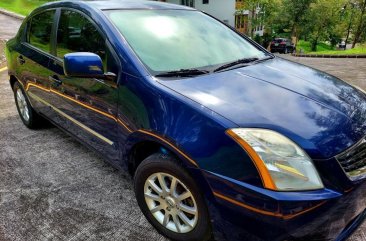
[279,54,366,90]
[0,12,365,241]
[0,69,167,241]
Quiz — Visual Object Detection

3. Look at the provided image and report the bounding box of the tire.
[134,153,212,241]
[13,81,44,129]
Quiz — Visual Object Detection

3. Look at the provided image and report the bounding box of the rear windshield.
[106,10,267,74]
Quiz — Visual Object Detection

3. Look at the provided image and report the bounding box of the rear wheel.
[13,81,44,129]
[134,153,211,241]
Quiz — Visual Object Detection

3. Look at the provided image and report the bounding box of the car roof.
[42,0,194,11]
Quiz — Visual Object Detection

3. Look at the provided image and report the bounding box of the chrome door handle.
[17,55,25,65]
[49,76,62,85]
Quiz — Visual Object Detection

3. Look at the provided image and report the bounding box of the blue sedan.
[5,1,366,240]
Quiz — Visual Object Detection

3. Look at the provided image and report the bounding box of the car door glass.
[28,10,55,53]
[57,11,106,61]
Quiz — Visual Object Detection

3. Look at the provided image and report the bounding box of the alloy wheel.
[16,88,30,122]
[144,172,198,233]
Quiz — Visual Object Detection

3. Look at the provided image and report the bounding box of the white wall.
[161,0,236,27]
[194,0,236,27]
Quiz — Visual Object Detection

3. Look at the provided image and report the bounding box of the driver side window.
[56,10,119,75]
[56,10,105,60]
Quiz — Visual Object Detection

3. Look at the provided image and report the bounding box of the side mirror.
[64,52,116,82]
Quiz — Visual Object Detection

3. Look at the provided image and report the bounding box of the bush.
[254,34,262,45]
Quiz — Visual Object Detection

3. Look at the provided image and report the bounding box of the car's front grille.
[336,137,366,181]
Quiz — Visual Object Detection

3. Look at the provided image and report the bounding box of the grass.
[296,40,366,55]
[296,40,334,53]
[0,0,55,16]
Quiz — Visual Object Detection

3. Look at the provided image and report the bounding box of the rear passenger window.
[28,10,55,53]
[56,10,105,61]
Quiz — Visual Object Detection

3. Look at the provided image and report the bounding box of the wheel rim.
[16,89,30,122]
[144,172,198,233]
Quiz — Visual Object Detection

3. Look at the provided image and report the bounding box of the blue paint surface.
[6,1,366,240]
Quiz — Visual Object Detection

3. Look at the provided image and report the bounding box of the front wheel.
[134,153,212,241]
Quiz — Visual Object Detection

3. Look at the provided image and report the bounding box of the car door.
[47,9,120,162]
[17,10,57,116]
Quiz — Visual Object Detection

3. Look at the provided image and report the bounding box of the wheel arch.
[126,131,217,220]
[125,130,200,176]
[9,75,18,90]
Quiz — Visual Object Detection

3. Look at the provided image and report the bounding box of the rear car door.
[17,10,56,116]
[47,9,120,162]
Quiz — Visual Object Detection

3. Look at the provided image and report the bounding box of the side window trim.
[50,8,61,56]
[25,8,58,55]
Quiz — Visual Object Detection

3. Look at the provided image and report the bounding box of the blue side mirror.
[64,52,104,78]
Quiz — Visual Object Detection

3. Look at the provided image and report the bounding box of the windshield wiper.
[213,57,259,72]
[155,68,209,77]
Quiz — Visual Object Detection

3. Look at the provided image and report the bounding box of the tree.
[280,0,315,40]
[237,0,281,39]
[352,0,366,48]
[305,0,345,51]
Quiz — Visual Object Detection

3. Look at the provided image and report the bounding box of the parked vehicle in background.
[270,38,295,54]
[5,1,366,241]
[339,40,347,50]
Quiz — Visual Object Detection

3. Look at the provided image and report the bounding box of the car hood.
[157,58,366,159]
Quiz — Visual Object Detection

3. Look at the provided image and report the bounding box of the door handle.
[49,75,62,85]
[17,55,25,65]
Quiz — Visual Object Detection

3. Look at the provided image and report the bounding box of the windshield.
[106,10,267,74]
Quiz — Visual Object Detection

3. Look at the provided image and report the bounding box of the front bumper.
[204,171,366,241]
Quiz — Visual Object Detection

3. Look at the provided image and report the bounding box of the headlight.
[227,128,324,191]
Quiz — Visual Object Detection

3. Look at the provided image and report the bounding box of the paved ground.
[0,12,365,241]
[0,13,22,40]
[0,70,167,241]
[280,54,366,90]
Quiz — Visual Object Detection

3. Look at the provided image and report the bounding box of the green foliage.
[261,32,273,48]
[254,34,262,45]
[264,0,365,52]
[280,0,315,37]
[304,0,346,51]
[308,44,366,54]
[296,40,366,54]
[296,40,334,53]
[0,0,55,16]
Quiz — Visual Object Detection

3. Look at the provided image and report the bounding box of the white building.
[152,0,264,36]
[153,0,235,26]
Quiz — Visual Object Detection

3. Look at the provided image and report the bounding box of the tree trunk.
[352,0,366,48]
[250,6,256,38]
[345,19,353,49]
[311,37,318,52]
[291,23,297,39]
